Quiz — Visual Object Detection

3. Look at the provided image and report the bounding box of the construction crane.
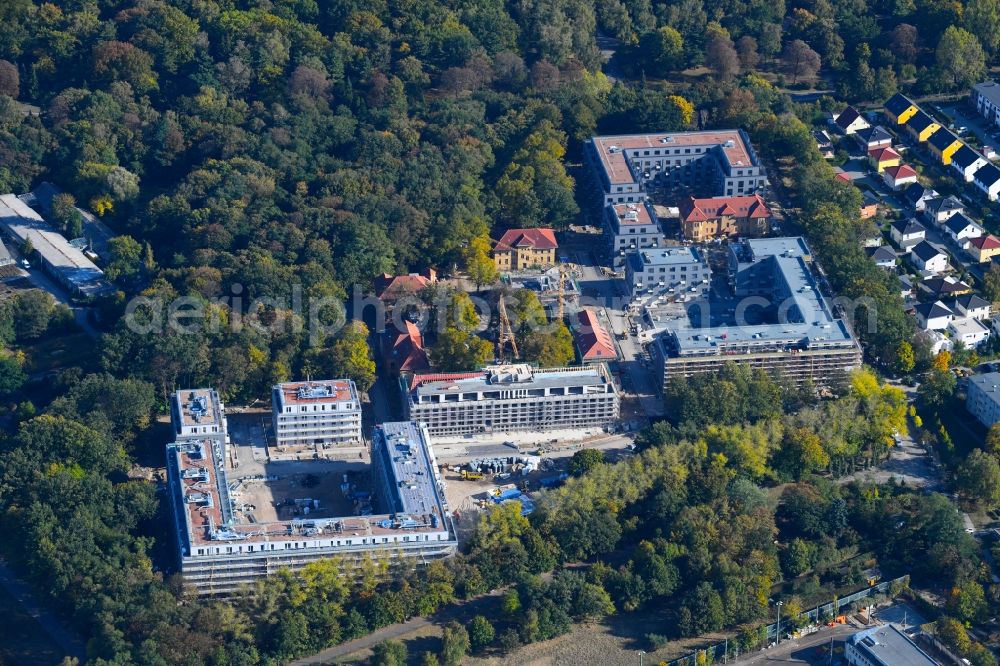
[556,263,567,322]
[496,292,519,362]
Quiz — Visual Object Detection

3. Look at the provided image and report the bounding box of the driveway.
[839,420,944,491]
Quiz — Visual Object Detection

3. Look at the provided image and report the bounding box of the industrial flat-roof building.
[651,237,861,391]
[271,380,363,452]
[403,364,620,438]
[845,626,939,666]
[167,394,457,595]
[967,372,1000,427]
[0,194,113,299]
[585,130,767,206]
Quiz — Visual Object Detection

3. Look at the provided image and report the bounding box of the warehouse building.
[651,237,861,391]
[271,380,363,452]
[0,194,113,299]
[167,395,457,595]
[403,364,620,438]
[586,130,767,206]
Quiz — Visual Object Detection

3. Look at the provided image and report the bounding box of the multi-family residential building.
[973,162,1000,200]
[167,408,457,595]
[625,246,711,301]
[677,194,772,242]
[967,372,1000,427]
[605,201,665,264]
[403,364,620,438]
[905,110,941,143]
[926,128,963,164]
[492,228,558,270]
[950,144,988,182]
[271,380,363,451]
[585,130,767,206]
[650,237,861,391]
[973,81,1000,128]
[884,93,919,126]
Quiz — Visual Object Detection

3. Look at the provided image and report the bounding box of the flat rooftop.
[174,388,223,429]
[610,202,654,226]
[168,421,448,553]
[274,379,358,408]
[630,246,704,268]
[374,421,448,519]
[592,130,755,186]
[0,194,112,297]
[409,364,614,398]
[660,237,856,355]
[848,625,938,666]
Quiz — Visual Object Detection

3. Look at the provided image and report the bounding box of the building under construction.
[402,364,620,438]
[271,379,363,452]
[650,237,862,391]
[166,391,457,595]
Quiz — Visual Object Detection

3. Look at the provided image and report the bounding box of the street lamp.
[639,650,646,666]
[774,600,784,646]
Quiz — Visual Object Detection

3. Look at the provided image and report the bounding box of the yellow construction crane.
[496,292,519,362]
[556,263,567,322]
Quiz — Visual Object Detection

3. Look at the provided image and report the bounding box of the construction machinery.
[496,292,519,362]
[461,470,484,480]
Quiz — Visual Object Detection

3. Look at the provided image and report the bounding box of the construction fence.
[657,575,910,666]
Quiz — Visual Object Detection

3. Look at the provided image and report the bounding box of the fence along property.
[657,575,910,666]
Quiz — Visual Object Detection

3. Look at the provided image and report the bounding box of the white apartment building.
[167,414,457,596]
[272,380,363,450]
[967,372,1000,427]
[973,81,1000,128]
[404,364,620,439]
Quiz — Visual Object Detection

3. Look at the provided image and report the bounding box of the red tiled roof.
[375,269,436,301]
[885,164,917,180]
[574,309,616,361]
[835,171,852,182]
[494,228,558,252]
[971,234,1000,250]
[385,321,429,373]
[868,146,901,162]
[679,194,772,223]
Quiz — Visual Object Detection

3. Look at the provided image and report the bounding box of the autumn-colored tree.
[933,350,952,372]
[464,235,499,289]
[782,40,822,83]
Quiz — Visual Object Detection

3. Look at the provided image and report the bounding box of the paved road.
[290,589,506,665]
[0,559,87,663]
[728,625,857,666]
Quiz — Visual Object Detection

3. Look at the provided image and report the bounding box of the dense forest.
[0,0,999,664]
